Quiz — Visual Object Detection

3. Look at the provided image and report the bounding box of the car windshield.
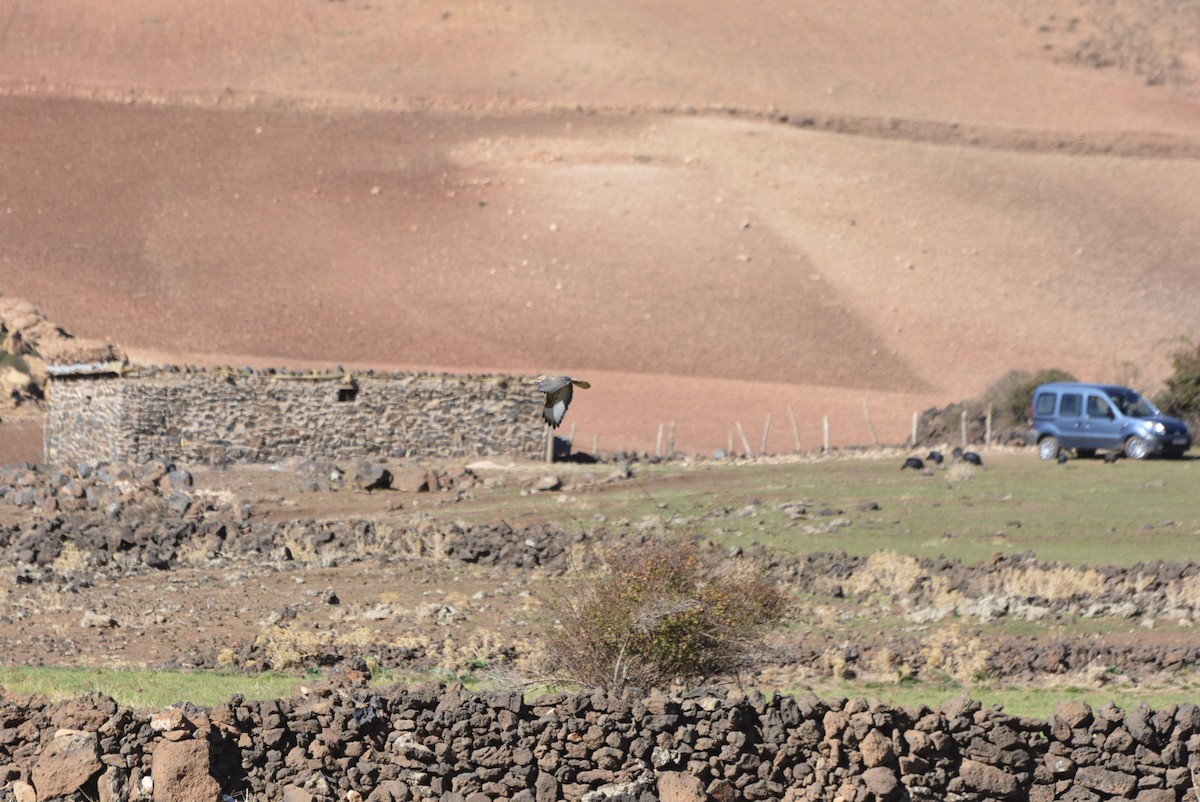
[1105,389,1158,418]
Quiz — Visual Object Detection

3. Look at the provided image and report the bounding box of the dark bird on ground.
[961,451,983,466]
[1104,452,1121,464]
[901,457,925,471]
[951,447,964,461]
[1057,452,1069,465]
[535,375,591,428]
[926,450,945,465]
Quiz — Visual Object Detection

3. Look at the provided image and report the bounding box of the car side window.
[1035,394,1056,416]
[1060,393,1082,417]
[1086,394,1113,419]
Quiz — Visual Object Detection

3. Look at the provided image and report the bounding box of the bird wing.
[537,375,572,394]
[541,382,574,428]
[536,375,588,427]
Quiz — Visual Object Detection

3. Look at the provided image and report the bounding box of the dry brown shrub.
[539,537,791,691]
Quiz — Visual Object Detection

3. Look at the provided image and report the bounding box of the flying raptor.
[536,375,590,428]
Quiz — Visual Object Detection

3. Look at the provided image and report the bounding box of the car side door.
[1079,391,1124,450]
[1055,391,1085,448]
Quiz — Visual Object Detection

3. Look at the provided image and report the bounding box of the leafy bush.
[1155,338,1200,431]
[539,537,790,691]
[981,368,1077,427]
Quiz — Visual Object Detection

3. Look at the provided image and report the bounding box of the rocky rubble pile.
[0,295,126,367]
[1,680,1197,802]
[0,457,495,517]
[912,403,1027,448]
[0,295,126,410]
[0,510,581,596]
[0,460,207,519]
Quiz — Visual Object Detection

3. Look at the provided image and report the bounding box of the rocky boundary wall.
[2,682,1198,802]
[45,367,545,466]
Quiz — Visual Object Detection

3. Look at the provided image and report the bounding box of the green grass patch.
[515,451,1200,566]
[0,666,488,710]
[0,666,314,710]
[2,666,1197,721]
[795,675,1200,719]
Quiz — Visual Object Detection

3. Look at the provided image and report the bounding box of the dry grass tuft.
[255,626,328,671]
[1161,575,1200,615]
[1000,565,1108,602]
[51,542,89,574]
[865,645,916,685]
[946,463,976,482]
[920,626,991,685]
[843,551,928,598]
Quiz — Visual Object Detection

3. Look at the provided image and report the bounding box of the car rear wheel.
[1038,437,1060,460]
[1125,436,1151,460]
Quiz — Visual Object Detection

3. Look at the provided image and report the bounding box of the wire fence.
[546,402,1013,463]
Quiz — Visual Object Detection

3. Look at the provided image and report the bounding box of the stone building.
[45,365,544,466]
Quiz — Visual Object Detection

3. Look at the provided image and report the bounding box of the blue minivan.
[1029,382,1193,460]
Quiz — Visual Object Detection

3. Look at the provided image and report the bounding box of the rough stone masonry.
[45,366,545,466]
[1,682,1197,801]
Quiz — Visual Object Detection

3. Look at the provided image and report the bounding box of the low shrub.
[1155,338,1200,432]
[981,368,1077,429]
[539,537,790,691]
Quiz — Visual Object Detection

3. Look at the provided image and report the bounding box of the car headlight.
[1151,422,1166,435]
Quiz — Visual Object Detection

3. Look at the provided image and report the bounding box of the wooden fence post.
[735,421,752,457]
[911,411,919,447]
[668,421,676,457]
[960,410,967,446]
[786,404,802,452]
[544,427,554,464]
[862,397,879,447]
[985,405,993,446]
[823,416,830,453]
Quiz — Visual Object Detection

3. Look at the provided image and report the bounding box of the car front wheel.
[1038,437,1060,460]
[1125,436,1152,460]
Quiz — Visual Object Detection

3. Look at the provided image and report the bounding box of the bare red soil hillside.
[2,0,1199,454]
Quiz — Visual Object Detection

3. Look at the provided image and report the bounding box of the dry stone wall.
[45,368,544,466]
[2,683,1198,802]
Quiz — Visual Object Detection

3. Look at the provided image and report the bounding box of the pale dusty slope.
[1,0,1199,453]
